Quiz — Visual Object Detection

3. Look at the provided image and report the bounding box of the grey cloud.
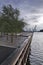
[30,8,40,14]
[28,0,43,8]
[0,0,43,25]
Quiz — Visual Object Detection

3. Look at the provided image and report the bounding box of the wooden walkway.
[0,33,32,65]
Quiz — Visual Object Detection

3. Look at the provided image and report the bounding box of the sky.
[0,0,43,30]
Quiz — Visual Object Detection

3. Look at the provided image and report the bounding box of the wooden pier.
[0,33,32,65]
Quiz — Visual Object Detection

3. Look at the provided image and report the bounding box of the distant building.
[40,29,43,32]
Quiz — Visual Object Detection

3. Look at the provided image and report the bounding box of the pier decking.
[0,32,32,65]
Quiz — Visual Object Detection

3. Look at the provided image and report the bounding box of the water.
[27,32,43,65]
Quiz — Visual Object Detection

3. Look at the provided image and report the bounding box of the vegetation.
[0,5,25,43]
[40,30,43,32]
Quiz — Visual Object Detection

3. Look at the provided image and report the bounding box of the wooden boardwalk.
[0,33,32,65]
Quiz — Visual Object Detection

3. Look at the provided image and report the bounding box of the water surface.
[27,32,43,65]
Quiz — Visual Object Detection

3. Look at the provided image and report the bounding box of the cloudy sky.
[0,0,43,30]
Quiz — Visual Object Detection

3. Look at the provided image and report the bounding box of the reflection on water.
[26,46,31,65]
[27,32,43,65]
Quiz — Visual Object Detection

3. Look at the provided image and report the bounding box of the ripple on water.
[27,32,43,65]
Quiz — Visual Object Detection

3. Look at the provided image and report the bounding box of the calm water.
[27,32,43,65]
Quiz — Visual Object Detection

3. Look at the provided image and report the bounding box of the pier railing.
[12,35,32,65]
[1,35,32,65]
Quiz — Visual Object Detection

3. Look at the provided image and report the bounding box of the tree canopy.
[0,5,25,33]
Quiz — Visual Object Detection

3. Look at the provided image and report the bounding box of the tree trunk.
[6,33,8,40]
[15,33,17,38]
[4,32,5,36]
[11,33,13,43]
[0,32,2,37]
